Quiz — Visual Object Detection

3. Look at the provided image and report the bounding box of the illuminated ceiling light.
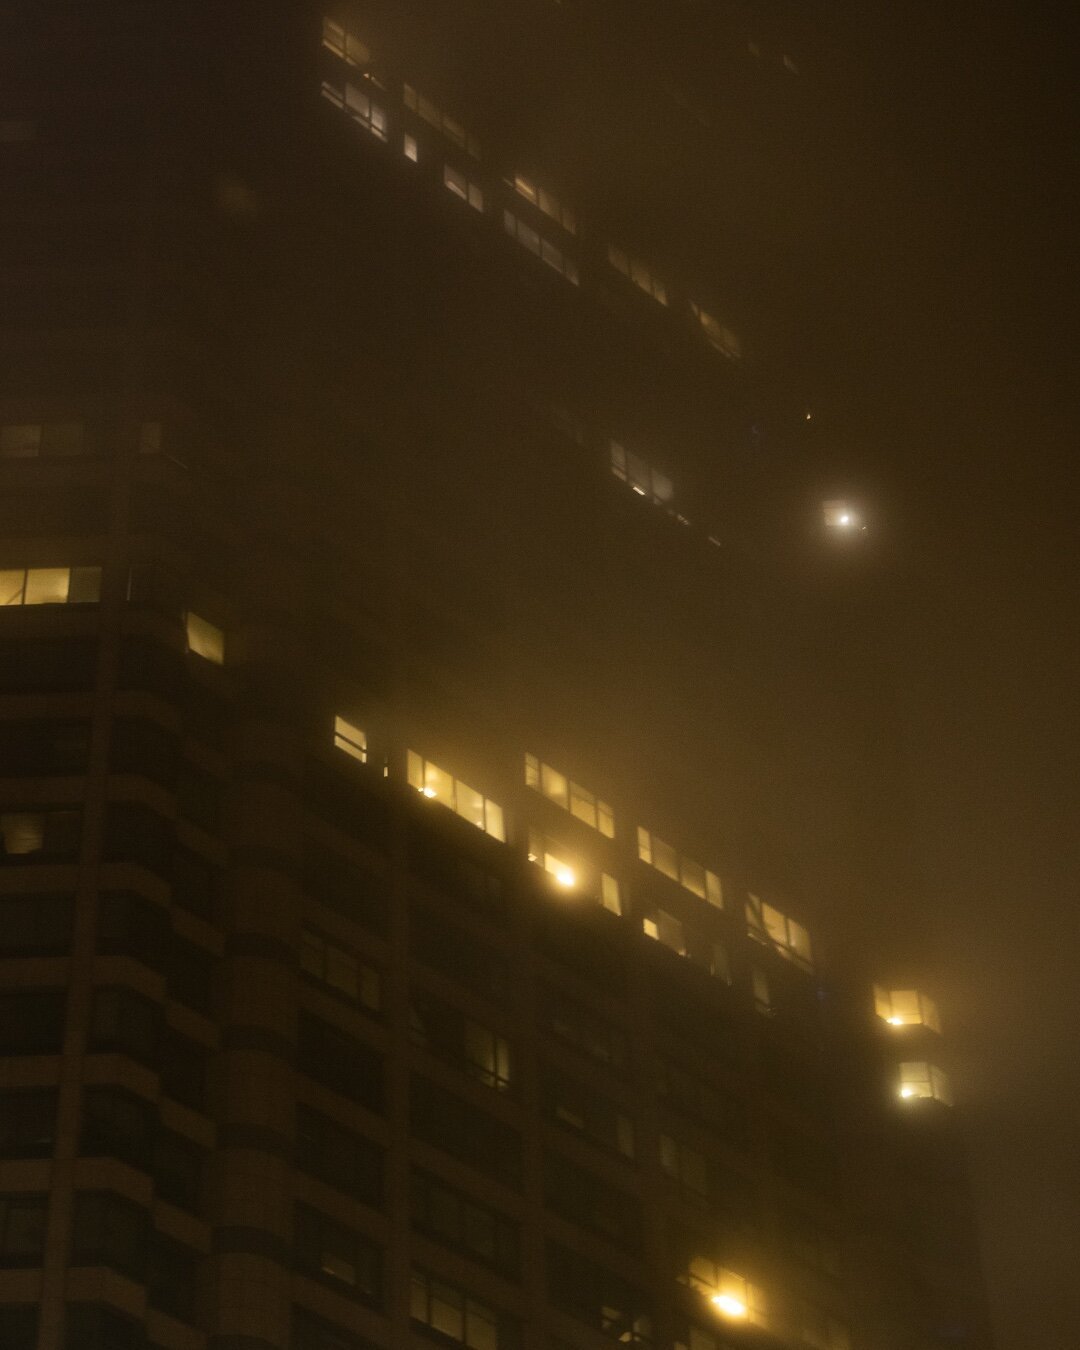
[899,1086,916,1099]
[710,1294,748,1319]
[421,786,437,799]
[887,1016,904,1026]
[838,512,851,526]
[554,865,576,889]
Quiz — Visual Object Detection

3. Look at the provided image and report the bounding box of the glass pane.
[24,568,70,605]
[636,826,651,862]
[483,799,505,842]
[540,763,568,808]
[422,761,454,807]
[0,569,26,605]
[524,753,540,788]
[1,813,45,855]
[600,873,621,915]
[454,780,486,830]
[569,782,596,827]
[67,567,102,603]
[514,174,537,204]
[653,836,678,881]
[466,1303,498,1350]
[186,613,225,664]
[430,1285,464,1340]
[705,871,722,908]
[334,715,367,762]
[598,801,614,838]
[681,858,706,898]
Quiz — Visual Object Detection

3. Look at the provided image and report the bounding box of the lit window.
[659,1133,708,1198]
[464,1020,513,1091]
[684,1258,765,1326]
[322,16,371,68]
[609,442,675,508]
[1,566,101,607]
[407,751,505,841]
[874,987,941,1033]
[185,613,225,665]
[403,132,418,161]
[898,1062,952,1105]
[637,826,721,907]
[443,164,484,211]
[333,715,367,763]
[600,873,622,916]
[510,174,577,234]
[345,83,387,140]
[410,1268,510,1349]
[503,211,579,284]
[403,85,480,157]
[525,754,614,837]
[608,245,668,306]
[823,500,861,532]
[745,895,812,969]
[642,910,686,957]
[690,303,741,360]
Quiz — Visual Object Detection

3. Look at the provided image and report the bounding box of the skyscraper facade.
[0,4,991,1350]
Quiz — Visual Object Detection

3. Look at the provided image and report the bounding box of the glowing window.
[403,132,418,161]
[600,873,621,916]
[637,826,721,908]
[684,1258,765,1325]
[503,212,579,284]
[185,613,225,665]
[875,987,941,1032]
[443,164,484,211]
[333,716,367,763]
[407,751,505,841]
[344,83,387,140]
[898,1062,952,1105]
[322,16,371,68]
[301,927,380,1011]
[609,442,675,507]
[403,85,480,157]
[511,174,577,234]
[608,245,668,305]
[0,813,46,856]
[746,895,812,969]
[689,302,742,361]
[642,909,686,957]
[1,566,101,607]
[525,754,613,837]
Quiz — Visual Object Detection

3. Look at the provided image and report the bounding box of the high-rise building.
[0,4,991,1350]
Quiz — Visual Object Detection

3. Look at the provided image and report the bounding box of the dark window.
[117,634,184,700]
[303,758,390,854]
[160,1029,208,1112]
[171,845,219,921]
[296,1106,383,1207]
[109,718,179,786]
[655,1060,748,1149]
[302,841,389,935]
[539,1066,635,1159]
[166,934,214,1014]
[71,1192,149,1280]
[153,1130,205,1214]
[96,891,169,967]
[546,1241,653,1346]
[407,828,505,918]
[0,1305,38,1350]
[409,1076,521,1190]
[0,808,81,864]
[0,719,91,775]
[0,638,97,694]
[0,1088,58,1159]
[102,803,172,875]
[410,1170,520,1278]
[148,1231,200,1321]
[294,1203,381,1304]
[542,1152,643,1253]
[409,1267,518,1350]
[64,1302,147,1350]
[410,990,513,1091]
[0,1195,48,1267]
[297,1012,383,1113]
[80,1086,155,1168]
[177,763,221,834]
[88,987,163,1066]
[291,1304,381,1350]
[409,902,508,1003]
[536,909,625,998]
[538,982,627,1070]
[0,893,73,956]
[0,989,66,1054]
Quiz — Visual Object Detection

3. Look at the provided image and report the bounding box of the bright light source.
[421,786,437,799]
[554,865,576,888]
[838,512,851,526]
[887,1016,904,1026]
[711,1294,748,1319]
[900,1086,916,1099]
[823,500,861,532]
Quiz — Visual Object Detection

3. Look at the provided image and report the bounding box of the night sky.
[791,3,1078,1344]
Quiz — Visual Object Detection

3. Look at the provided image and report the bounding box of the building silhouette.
[0,4,991,1350]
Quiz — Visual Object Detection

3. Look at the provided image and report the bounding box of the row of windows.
[318,21,740,355]
[745,895,812,969]
[637,826,723,908]
[1,565,100,606]
[526,753,614,836]
[407,749,506,841]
